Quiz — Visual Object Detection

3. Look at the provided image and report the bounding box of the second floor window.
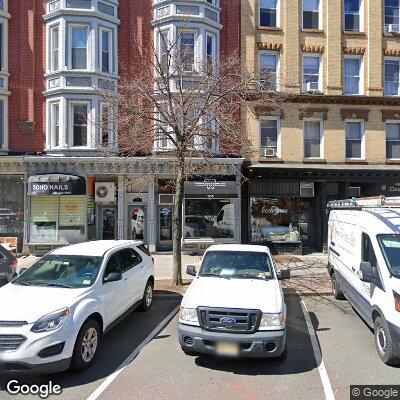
[344,57,362,95]
[259,0,278,28]
[345,121,363,159]
[50,26,59,72]
[260,52,279,90]
[260,118,279,157]
[50,103,60,148]
[71,103,89,147]
[303,0,320,30]
[385,0,400,30]
[179,31,195,72]
[344,0,362,32]
[303,55,321,92]
[385,59,400,96]
[101,29,112,73]
[0,100,3,149]
[304,120,322,158]
[206,34,216,70]
[386,123,400,159]
[71,27,88,70]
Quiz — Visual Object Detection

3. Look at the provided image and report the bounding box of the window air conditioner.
[95,182,116,203]
[300,182,315,198]
[159,194,175,205]
[388,24,400,34]
[306,82,320,93]
[348,186,361,197]
[263,147,277,157]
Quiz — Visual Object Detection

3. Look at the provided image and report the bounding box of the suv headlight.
[259,312,285,329]
[31,308,70,333]
[179,307,198,323]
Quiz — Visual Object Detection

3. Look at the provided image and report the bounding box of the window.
[50,26,60,72]
[100,29,112,73]
[344,0,362,31]
[385,0,400,29]
[386,122,400,159]
[344,57,362,95]
[104,253,123,278]
[362,233,377,267]
[0,100,3,149]
[260,52,279,90]
[50,102,60,148]
[259,0,278,28]
[0,24,4,71]
[70,26,88,70]
[0,1,4,10]
[260,118,279,156]
[345,121,363,158]
[179,31,195,72]
[385,59,400,96]
[118,249,142,273]
[304,120,322,158]
[303,55,321,92]
[303,0,320,30]
[100,103,111,146]
[71,103,89,147]
[206,33,216,70]
[159,30,169,73]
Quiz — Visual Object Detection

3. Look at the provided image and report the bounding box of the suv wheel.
[70,319,101,372]
[331,272,345,300]
[138,280,153,312]
[374,317,400,365]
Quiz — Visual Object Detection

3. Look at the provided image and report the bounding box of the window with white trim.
[206,33,216,70]
[304,119,323,158]
[100,28,112,74]
[345,120,363,159]
[386,122,400,159]
[0,100,4,149]
[50,102,60,148]
[50,26,60,72]
[70,26,89,70]
[159,30,169,73]
[385,0,400,30]
[344,57,362,95]
[100,103,112,147]
[303,0,320,30]
[179,31,196,72]
[260,118,279,157]
[259,0,279,28]
[344,0,362,32]
[71,102,89,147]
[385,58,400,96]
[302,55,321,92]
[260,52,279,90]
[0,23,3,71]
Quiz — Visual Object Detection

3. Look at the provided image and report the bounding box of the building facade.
[242,0,400,253]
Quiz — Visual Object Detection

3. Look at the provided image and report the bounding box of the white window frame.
[259,51,280,91]
[69,101,90,148]
[384,57,400,96]
[99,27,113,74]
[178,29,198,73]
[345,119,365,159]
[303,118,324,159]
[386,120,400,160]
[302,53,322,92]
[49,25,60,72]
[68,24,90,71]
[343,0,364,32]
[259,116,281,158]
[302,0,322,30]
[100,102,113,147]
[50,102,61,148]
[343,55,363,95]
[205,32,216,70]
[259,0,280,28]
[384,0,400,31]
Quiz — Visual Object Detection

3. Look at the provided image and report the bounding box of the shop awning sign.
[184,180,238,198]
[28,175,86,196]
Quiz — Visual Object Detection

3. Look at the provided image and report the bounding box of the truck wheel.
[137,280,153,312]
[374,317,400,365]
[70,319,101,372]
[331,272,345,300]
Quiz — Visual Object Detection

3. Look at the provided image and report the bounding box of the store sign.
[28,175,86,196]
[184,180,238,199]
[379,182,400,195]
[261,205,288,215]
[30,183,74,195]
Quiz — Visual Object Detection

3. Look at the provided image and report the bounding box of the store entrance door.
[128,205,148,243]
[98,206,117,240]
[157,206,173,251]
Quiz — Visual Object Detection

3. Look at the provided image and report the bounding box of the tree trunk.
[172,162,184,286]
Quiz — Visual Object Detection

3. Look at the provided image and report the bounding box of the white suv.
[178,244,290,359]
[0,241,154,373]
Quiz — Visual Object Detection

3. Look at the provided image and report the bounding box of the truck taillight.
[394,291,400,313]
[11,259,18,269]
[151,257,155,265]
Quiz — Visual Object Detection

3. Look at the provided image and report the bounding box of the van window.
[377,234,400,278]
[362,233,377,267]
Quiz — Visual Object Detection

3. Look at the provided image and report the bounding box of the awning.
[249,163,400,171]
[28,174,86,196]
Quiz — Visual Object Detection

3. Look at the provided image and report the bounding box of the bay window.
[303,55,321,92]
[344,57,362,95]
[70,26,88,70]
[206,33,216,70]
[259,0,279,28]
[344,0,362,32]
[386,122,400,159]
[100,29,112,74]
[100,103,111,147]
[179,31,196,72]
[50,26,60,72]
[260,118,279,157]
[0,100,3,149]
[345,121,363,159]
[304,120,322,158]
[260,52,279,90]
[50,102,60,148]
[303,0,320,30]
[71,102,89,147]
[385,59,400,96]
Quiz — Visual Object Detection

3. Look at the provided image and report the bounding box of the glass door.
[157,206,173,251]
[128,205,147,242]
[98,206,117,240]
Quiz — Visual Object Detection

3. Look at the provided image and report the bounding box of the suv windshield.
[13,254,103,289]
[199,251,273,280]
[377,234,400,279]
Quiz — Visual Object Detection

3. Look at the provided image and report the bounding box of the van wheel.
[137,280,153,312]
[374,317,400,365]
[331,272,345,300]
[70,319,101,372]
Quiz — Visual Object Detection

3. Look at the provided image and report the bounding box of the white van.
[327,197,400,365]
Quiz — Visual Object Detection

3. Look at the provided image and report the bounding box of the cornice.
[342,47,366,55]
[257,42,283,51]
[301,44,324,53]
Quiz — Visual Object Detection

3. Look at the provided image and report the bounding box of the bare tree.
[98,30,284,286]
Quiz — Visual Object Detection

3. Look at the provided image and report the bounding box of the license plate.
[216,342,239,356]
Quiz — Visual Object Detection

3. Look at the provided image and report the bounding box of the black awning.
[28,174,86,195]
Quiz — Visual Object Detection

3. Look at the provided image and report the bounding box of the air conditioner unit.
[306,81,320,93]
[388,24,400,34]
[300,182,315,198]
[159,194,175,205]
[348,186,361,197]
[95,182,116,203]
[263,147,277,157]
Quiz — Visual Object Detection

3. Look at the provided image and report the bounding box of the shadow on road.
[0,292,181,391]
[194,294,319,376]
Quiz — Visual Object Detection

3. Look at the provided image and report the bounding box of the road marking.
[86,305,180,400]
[301,299,336,400]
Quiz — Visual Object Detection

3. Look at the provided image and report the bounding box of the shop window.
[386,122,400,159]
[30,196,58,243]
[184,199,235,239]
[250,197,310,244]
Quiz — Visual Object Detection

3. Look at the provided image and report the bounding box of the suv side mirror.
[187,266,197,277]
[103,272,122,284]
[360,262,374,283]
[278,269,291,280]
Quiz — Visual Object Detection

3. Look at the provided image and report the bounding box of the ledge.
[302,158,327,164]
[301,29,324,34]
[258,157,284,163]
[345,159,368,164]
[386,159,400,165]
[342,31,367,36]
[258,26,283,32]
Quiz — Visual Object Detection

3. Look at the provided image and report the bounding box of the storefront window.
[250,197,310,243]
[184,199,235,239]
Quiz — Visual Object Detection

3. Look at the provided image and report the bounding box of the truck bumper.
[178,323,286,358]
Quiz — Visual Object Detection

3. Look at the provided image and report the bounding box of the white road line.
[86,305,180,400]
[301,299,336,400]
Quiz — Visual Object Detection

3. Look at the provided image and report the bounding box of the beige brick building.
[241,0,400,252]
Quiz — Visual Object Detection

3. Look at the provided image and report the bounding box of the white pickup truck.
[178,244,290,359]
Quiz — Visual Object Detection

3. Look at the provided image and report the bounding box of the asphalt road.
[0,294,399,400]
